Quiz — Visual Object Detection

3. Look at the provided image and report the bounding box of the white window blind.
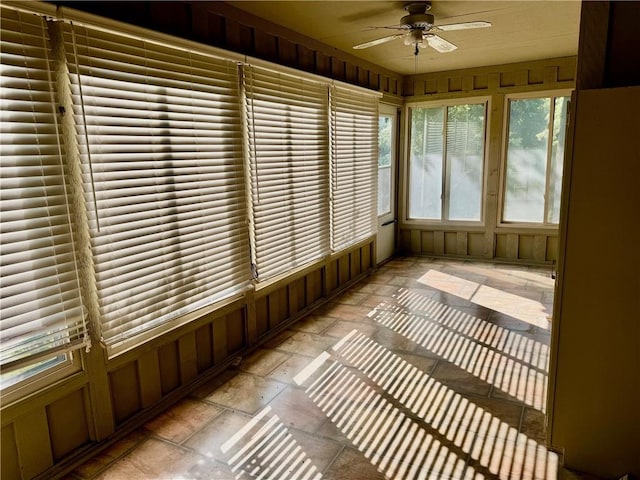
[63,23,250,348]
[330,85,378,251]
[1,8,88,382]
[244,65,330,281]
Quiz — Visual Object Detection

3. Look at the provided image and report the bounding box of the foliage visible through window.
[378,115,392,215]
[503,96,569,224]
[408,102,486,221]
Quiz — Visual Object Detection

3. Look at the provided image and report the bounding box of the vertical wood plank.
[14,408,53,479]
[277,37,297,66]
[83,345,116,440]
[456,232,468,256]
[515,69,529,86]
[254,30,278,61]
[306,269,323,304]
[410,230,421,253]
[137,350,162,408]
[295,277,306,311]
[544,66,559,85]
[338,255,350,286]
[213,315,228,364]
[226,309,246,354]
[444,232,457,255]
[326,259,339,293]
[462,75,474,91]
[158,342,180,395]
[109,362,141,425]
[534,235,548,262]
[195,323,214,373]
[484,93,504,259]
[1,425,20,480]
[46,389,90,461]
[421,231,434,254]
[178,332,198,385]
[245,286,258,347]
[288,281,300,317]
[488,72,500,90]
[297,44,315,71]
[434,231,445,255]
[255,296,269,338]
[361,243,372,271]
[506,233,519,259]
[350,249,361,278]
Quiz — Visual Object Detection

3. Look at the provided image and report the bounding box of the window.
[244,65,330,281]
[65,23,250,349]
[378,115,392,216]
[502,95,569,224]
[1,2,382,381]
[408,101,487,222]
[330,85,378,251]
[1,8,89,388]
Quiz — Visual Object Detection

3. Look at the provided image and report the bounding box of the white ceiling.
[227,1,581,75]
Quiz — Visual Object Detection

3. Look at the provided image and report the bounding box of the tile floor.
[68,257,581,480]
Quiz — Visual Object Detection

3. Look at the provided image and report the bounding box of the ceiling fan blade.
[353,33,406,49]
[434,21,492,31]
[426,34,458,53]
[365,24,407,30]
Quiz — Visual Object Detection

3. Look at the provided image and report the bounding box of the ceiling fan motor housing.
[401,13,435,29]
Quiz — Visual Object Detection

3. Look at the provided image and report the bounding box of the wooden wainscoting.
[0,238,375,480]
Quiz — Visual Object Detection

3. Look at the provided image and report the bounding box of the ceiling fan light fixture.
[404,29,425,46]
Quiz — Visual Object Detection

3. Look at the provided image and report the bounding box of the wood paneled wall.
[53,0,403,99]
[1,241,374,480]
[399,56,576,265]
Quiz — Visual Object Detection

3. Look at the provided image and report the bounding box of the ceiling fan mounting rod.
[404,2,432,14]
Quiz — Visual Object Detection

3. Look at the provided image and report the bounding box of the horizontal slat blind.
[330,86,378,251]
[64,23,250,347]
[244,66,330,281]
[1,8,88,376]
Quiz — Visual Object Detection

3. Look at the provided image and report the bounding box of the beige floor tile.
[431,361,492,396]
[92,438,204,480]
[290,313,337,334]
[144,398,223,444]
[269,386,328,433]
[322,446,387,480]
[72,429,148,479]
[268,352,323,384]
[184,409,257,463]
[273,330,340,357]
[239,348,291,377]
[205,372,285,414]
[323,319,379,339]
[287,427,343,472]
[520,407,547,444]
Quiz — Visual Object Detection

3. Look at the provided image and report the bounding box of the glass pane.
[378,166,391,215]
[503,98,551,222]
[0,355,67,390]
[446,104,485,221]
[547,96,569,224]
[409,107,444,219]
[378,116,392,215]
[378,116,392,168]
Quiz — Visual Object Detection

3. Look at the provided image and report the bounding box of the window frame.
[0,6,91,394]
[498,89,572,229]
[403,96,491,227]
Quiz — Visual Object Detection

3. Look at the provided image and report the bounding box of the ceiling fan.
[353,2,492,56]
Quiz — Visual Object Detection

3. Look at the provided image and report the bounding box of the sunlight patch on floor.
[418,270,551,329]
